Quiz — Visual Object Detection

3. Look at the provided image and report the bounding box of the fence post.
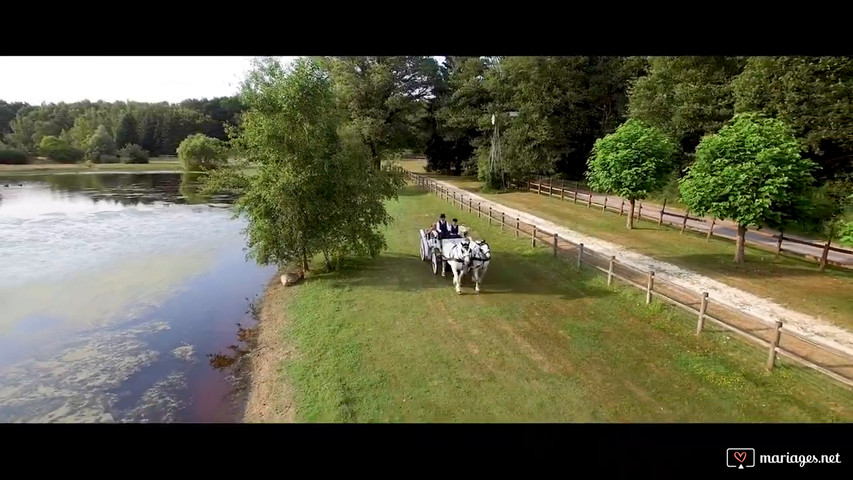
[501,212,505,231]
[532,226,537,247]
[577,243,584,269]
[766,321,783,371]
[607,256,615,286]
[658,198,667,225]
[560,185,565,201]
[553,233,558,258]
[549,178,553,196]
[515,218,520,237]
[681,209,689,234]
[537,181,542,195]
[646,271,655,304]
[488,206,492,225]
[587,193,592,208]
[637,201,643,221]
[468,198,472,213]
[776,230,783,256]
[603,197,608,211]
[706,218,715,241]
[453,192,457,207]
[573,189,578,204]
[820,240,831,271]
[696,292,709,334]
[620,199,624,216]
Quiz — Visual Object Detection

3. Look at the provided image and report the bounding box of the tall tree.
[86,125,117,161]
[431,56,495,175]
[115,112,140,149]
[203,57,405,271]
[732,56,853,182]
[679,114,816,262]
[587,119,677,229]
[629,56,745,156]
[7,115,38,152]
[325,56,440,169]
[0,101,29,135]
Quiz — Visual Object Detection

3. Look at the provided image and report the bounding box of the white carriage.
[419,228,469,275]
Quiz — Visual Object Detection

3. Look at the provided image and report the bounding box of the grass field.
[249,184,853,422]
[397,160,853,332]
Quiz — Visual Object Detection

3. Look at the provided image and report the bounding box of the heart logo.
[734,451,747,463]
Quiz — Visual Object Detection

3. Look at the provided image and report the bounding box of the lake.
[0,172,276,422]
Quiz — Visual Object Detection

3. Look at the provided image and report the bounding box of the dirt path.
[432,178,853,359]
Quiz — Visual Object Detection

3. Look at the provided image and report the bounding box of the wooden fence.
[404,170,853,389]
[522,176,853,271]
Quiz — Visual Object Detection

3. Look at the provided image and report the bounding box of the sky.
[0,56,299,105]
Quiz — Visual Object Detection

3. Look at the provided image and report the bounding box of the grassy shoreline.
[243,185,853,422]
[0,159,184,176]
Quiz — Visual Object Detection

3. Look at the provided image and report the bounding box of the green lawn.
[260,185,853,422]
[396,160,853,332]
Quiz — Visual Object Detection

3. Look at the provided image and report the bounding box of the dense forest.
[2,56,851,246]
[0,97,244,157]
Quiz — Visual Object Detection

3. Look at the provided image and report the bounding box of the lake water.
[0,172,276,422]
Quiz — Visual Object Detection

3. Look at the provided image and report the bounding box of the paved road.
[533,182,853,267]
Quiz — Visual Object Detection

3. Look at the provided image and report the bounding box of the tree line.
[0,97,245,161]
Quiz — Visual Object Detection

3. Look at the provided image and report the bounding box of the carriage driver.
[435,214,450,240]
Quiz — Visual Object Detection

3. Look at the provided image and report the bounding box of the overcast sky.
[0,56,299,105]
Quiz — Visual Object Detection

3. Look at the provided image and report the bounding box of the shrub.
[97,155,121,164]
[119,144,150,164]
[39,136,84,163]
[177,134,226,171]
[0,146,29,165]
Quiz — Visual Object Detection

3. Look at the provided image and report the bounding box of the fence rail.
[404,170,853,389]
[520,176,853,270]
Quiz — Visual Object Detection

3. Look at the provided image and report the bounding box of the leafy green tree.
[324,56,440,169]
[177,133,226,171]
[85,125,117,161]
[0,101,28,135]
[732,56,853,182]
[430,57,496,175]
[202,57,404,272]
[39,135,84,163]
[586,119,677,229]
[118,143,149,164]
[138,113,159,154]
[679,114,816,262]
[629,56,745,156]
[68,116,95,149]
[7,115,38,152]
[115,113,139,148]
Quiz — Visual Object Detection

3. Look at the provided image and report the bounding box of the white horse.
[440,239,473,294]
[467,240,491,293]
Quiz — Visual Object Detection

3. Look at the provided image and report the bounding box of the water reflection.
[0,172,275,423]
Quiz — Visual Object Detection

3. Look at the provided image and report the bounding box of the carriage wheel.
[431,251,440,275]
[422,240,429,262]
